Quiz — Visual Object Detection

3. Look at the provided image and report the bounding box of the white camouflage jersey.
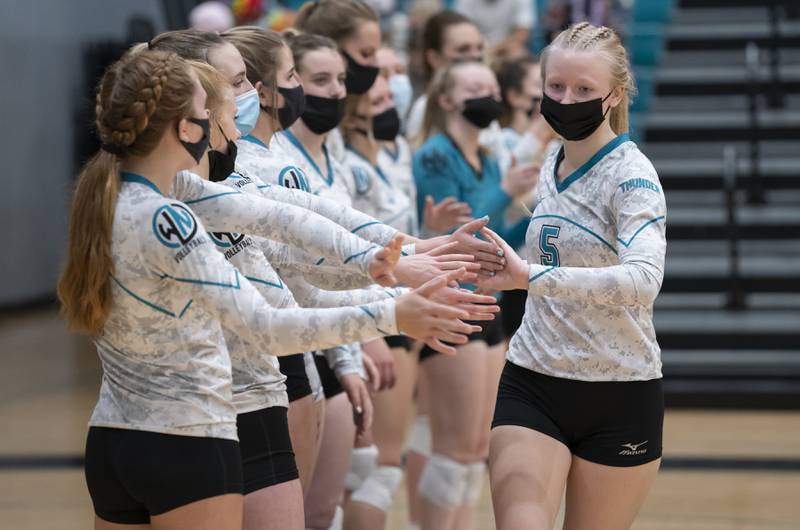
[173,170,385,276]
[92,172,398,439]
[343,145,414,235]
[210,172,293,413]
[508,135,667,382]
[377,137,418,237]
[223,169,404,379]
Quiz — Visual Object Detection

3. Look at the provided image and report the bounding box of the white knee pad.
[406,414,431,457]
[325,505,343,530]
[350,465,403,512]
[417,453,469,508]
[305,352,325,403]
[345,445,379,492]
[463,461,486,505]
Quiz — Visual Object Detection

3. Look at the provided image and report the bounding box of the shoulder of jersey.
[132,193,204,252]
[415,135,452,174]
[227,166,264,189]
[613,142,663,196]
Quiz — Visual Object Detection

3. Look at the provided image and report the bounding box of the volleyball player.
[478,23,667,530]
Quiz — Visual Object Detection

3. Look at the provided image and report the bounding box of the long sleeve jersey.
[507,135,667,381]
[90,172,397,440]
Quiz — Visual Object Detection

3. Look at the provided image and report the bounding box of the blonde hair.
[222,26,286,122]
[187,59,231,122]
[415,60,479,148]
[341,93,371,143]
[541,22,636,134]
[294,0,378,46]
[57,51,194,335]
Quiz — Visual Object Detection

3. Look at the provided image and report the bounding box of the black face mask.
[263,85,306,130]
[179,117,210,163]
[461,96,503,129]
[208,124,237,182]
[301,94,346,134]
[540,91,612,141]
[362,107,400,141]
[344,53,380,95]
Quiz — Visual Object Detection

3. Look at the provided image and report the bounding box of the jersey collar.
[346,144,392,187]
[240,134,269,150]
[120,171,162,195]
[553,133,630,193]
[284,129,334,186]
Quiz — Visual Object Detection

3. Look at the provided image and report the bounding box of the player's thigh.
[423,341,490,452]
[489,426,571,530]
[562,456,660,530]
[372,346,418,463]
[150,493,243,530]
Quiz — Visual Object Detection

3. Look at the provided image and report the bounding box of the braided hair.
[541,23,636,135]
[58,50,195,334]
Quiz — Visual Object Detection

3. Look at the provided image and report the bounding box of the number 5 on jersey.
[539,225,560,267]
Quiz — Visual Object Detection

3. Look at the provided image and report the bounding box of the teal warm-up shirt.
[412,133,528,248]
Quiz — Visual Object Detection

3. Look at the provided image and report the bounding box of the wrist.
[514,263,530,290]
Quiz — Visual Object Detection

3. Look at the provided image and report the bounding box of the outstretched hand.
[473,228,529,293]
[369,234,404,286]
[423,196,473,233]
[395,268,483,355]
[447,217,507,275]
[394,242,480,288]
[429,285,500,322]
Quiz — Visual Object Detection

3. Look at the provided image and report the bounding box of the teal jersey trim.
[382,144,399,162]
[120,171,162,196]
[529,266,556,283]
[530,214,618,255]
[241,134,268,149]
[284,130,334,186]
[351,220,383,234]
[178,299,194,318]
[245,275,284,289]
[359,305,390,336]
[184,190,241,204]
[315,257,326,266]
[617,216,666,248]
[112,276,191,318]
[343,247,374,264]
[163,270,242,289]
[553,134,630,193]
[347,145,392,187]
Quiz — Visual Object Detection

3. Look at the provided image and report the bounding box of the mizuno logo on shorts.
[619,441,648,456]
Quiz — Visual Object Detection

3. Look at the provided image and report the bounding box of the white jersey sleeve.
[172,170,379,279]
[143,203,398,358]
[281,267,407,308]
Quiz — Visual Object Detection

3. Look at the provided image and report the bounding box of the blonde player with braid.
[477,23,667,530]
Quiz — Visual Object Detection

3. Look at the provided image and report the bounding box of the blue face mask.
[389,74,413,121]
[234,88,260,136]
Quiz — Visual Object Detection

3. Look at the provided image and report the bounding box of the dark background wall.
[0,0,166,306]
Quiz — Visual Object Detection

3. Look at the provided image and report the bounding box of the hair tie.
[100,143,124,156]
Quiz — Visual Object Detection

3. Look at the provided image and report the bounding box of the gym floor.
[2,308,799,530]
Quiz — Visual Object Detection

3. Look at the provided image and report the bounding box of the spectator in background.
[454,0,536,60]
[189,1,234,32]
